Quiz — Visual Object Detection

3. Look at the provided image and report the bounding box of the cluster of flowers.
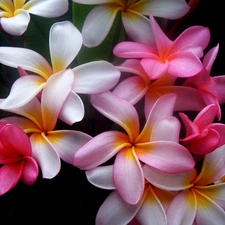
[0,0,225,224]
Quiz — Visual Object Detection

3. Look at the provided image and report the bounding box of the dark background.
[1,0,225,224]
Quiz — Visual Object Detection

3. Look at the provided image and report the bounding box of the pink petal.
[114,147,145,204]
[96,190,142,225]
[90,91,140,141]
[167,190,197,225]
[85,165,116,190]
[30,133,60,179]
[136,141,195,173]
[73,131,130,170]
[203,44,219,72]
[72,61,120,94]
[49,21,82,73]
[0,75,46,109]
[47,130,91,164]
[0,9,30,35]
[21,156,39,185]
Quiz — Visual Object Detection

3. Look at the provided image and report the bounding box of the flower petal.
[47,130,91,164]
[0,9,30,35]
[50,21,82,73]
[72,61,121,94]
[30,133,60,179]
[114,147,145,204]
[74,131,130,170]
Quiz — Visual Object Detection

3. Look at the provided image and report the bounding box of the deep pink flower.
[0,122,38,195]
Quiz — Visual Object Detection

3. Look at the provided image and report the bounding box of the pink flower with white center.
[85,165,175,225]
[143,144,225,225]
[1,70,92,179]
[0,121,38,195]
[112,59,206,117]
[72,0,190,47]
[113,14,210,79]
[0,0,69,35]
[179,104,225,155]
[0,20,121,125]
[74,91,195,204]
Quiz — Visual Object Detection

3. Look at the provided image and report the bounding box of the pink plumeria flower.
[72,0,190,47]
[0,121,39,195]
[0,20,120,124]
[179,104,225,155]
[1,71,92,179]
[74,92,195,204]
[0,0,68,35]
[143,144,225,225]
[113,59,206,117]
[183,44,225,120]
[85,165,175,225]
[113,14,210,79]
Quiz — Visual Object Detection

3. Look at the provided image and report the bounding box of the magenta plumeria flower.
[113,14,210,79]
[0,121,39,195]
[85,165,175,225]
[72,0,190,47]
[1,71,92,179]
[74,91,195,204]
[0,0,69,35]
[143,144,225,225]
[180,104,225,155]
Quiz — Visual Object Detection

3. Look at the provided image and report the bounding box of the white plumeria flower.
[72,0,190,47]
[0,0,69,35]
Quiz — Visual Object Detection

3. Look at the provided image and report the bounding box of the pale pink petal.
[194,144,225,186]
[24,0,68,17]
[143,165,196,191]
[114,147,145,204]
[141,58,169,80]
[30,133,60,179]
[20,156,39,185]
[113,41,157,58]
[47,130,91,164]
[96,190,142,225]
[50,21,82,73]
[167,190,197,225]
[73,131,130,170]
[85,165,116,190]
[195,190,225,225]
[151,117,181,142]
[112,76,148,104]
[1,9,29,35]
[136,141,195,173]
[0,47,52,79]
[0,163,22,195]
[82,4,120,47]
[122,11,155,45]
[0,75,45,109]
[72,61,120,94]
[59,91,84,125]
[168,52,203,77]
[203,44,219,72]
[41,69,74,131]
[171,26,210,53]
[90,91,139,141]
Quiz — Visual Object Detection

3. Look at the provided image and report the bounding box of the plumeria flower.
[179,104,225,155]
[0,70,92,179]
[143,144,225,225]
[113,14,210,79]
[85,165,175,225]
[0,121,39,195]
[72,0,190,47]
[183,44,225,120]
[113,59,206,117]
[0,0,69,35]
[74,92,195,204]
[0,20,121,123]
